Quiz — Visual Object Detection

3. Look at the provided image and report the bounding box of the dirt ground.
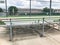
[13,29,60,45]
[0,27,12,45]
[0,26,60,45]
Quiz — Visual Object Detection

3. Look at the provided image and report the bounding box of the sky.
[0,0,60,9]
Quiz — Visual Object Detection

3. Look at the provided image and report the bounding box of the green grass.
[0,15,60,18]
[0,21,5,25]
[0,15,60,21]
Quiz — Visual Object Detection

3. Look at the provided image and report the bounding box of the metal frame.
[9,19,13,41]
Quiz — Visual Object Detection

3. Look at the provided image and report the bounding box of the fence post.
[38,20,39,23]
[40,18,45,37]
[9,19,13,41]
[59,19,60,30]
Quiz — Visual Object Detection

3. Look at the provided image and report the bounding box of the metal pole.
[30,0,31,16]
[38,20,39,23]
[59,19,60,30]
[40,18,45,37]
[5,0,7,17]
[13,8,14,15]
[9,19,13,41]
[49,0,52,19]
[42,18,44,36]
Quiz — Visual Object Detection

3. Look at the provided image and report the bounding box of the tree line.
[0,6,58,15]
[0,6,18,15]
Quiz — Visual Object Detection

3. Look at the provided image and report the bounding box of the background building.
[1,8,60,16]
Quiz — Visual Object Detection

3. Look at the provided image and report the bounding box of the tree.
[8,6,18,15]
[0,8,3,12]
[43,7,53,14]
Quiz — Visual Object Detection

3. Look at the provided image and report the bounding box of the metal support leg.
[9,19,13,41]
[59,19,60,30]
[40,18,44,37]
[38,20,39,23]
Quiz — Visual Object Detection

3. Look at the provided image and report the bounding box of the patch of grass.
[53,19,60,22]
[0,15,60,22]
[0,21,5,25]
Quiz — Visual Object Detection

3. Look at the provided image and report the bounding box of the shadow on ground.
[0,24,60,41]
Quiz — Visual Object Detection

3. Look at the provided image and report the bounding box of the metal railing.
[0,18,42,41]
[1,18,60,41]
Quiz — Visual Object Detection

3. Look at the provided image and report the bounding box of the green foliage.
[53,19,60,22]
[19,13,48,16]
[8,6,18,15]
[0,21,5,25]
[0,8,3,12]
[43,7,53,14]
[43,7,50,12]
